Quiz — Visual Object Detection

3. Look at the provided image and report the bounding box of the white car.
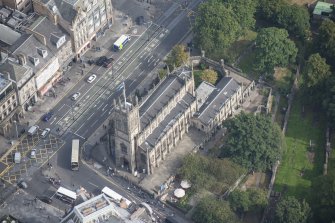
[71,92,81,101]
[30,149,36,159]
[87,74,97,83]
[41,128,50,138]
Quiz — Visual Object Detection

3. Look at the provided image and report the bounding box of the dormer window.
[28,56,39,66]
[37,48,48,58]
[50,33,66,49]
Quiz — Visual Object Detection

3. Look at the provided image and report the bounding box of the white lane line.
[73,132,85,140]
[100,110,107,117]
[96,103,104,110]
[92,119,99,126]
[88,181,99,188]
[50,117,57,125]
[56,104,65,112]
[86,112,95,121]
[102,104,108,111]
[75,122,85,133]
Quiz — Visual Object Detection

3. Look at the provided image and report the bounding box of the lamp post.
[13,120,18,138]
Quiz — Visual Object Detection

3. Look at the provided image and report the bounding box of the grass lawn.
[274,96,325,200]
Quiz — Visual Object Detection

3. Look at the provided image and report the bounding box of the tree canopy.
[165,44,189,70]
[179,154,245,194]
[303,53,331,88]
[274,196,311,223]
[200,69,218,85]
[276,4,310,39]
[254,27,297,75]
[257,0,285,21]
[222,112,283,171]
[229,188,268,216]
[192,196,239,223]
[317,19,335,66]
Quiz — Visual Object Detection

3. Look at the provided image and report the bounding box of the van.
[14,152,21,163]
[28,125,39,136]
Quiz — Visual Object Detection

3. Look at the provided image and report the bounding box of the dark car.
[96,56,107,66]
[38,196,53,204]
[42,112,54,122]
[103,57,114,68]
[136,16,144,25]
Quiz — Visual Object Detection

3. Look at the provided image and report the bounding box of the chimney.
[25,28,47,46]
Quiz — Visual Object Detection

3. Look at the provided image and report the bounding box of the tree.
[193,196,239,223]
[317,19,335,66]
[274,196,311,223]
[200,69,218,85]
[254,27,297,75]
[303,53,331,88]
[165,44,189,70]
[276,4,310,39]
[229,189,268,216]
[222,112,283,171]
[194,0,241,59]
[222,0,257,32]
[257,0,285,21]
[323,81,335,125]
[311,173,335,222]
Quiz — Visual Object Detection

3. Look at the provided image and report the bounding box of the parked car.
[103,58,114,68]
[17,181,28,189]
[28,125,39,136]
[42,111,54,122]
[96,56,107,66]
[14,152,21,163]
[30,149,36,159]
[71,92,81,101]
[41,128,50,138]
[38,196,53,204]
[87,74,97,83]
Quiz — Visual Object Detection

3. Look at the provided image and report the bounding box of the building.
[33,0,113,60]
[61,194,152,223]
[111,67,196,175]
[313,1,334,20]
[0,74,19,136]
[0,0,33,14]
[193,77,242,138]
[0,57,36,113]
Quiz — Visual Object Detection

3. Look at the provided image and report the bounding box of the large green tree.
[323,81,335,124]
[229,188,268,216]
[303,53,331,88]
[317,19,335,66]
[257,0,285,21]
[222,112,282,171]
[179,154,245,193]
[254,27,297,75]
[165,44,189,70]
[193,196,239,223]
[194,0,241,58]
[274,196,311,223]
[276,4,310,39]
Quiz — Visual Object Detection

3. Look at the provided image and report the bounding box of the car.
[30,149,36,159]
[41,128,50,138]
[136,16,144,25]
[71,92,81,101]
[96,56,107,66]
[42,111,54,122]
[103,57,114,68]
[38,196,53,204]
[17,181,28,189]
[87,74,97,83]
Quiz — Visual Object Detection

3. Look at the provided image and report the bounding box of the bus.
[55,186,77,204]
[102,186,132,206]
[71,139,80,170]
[113,35,131,51]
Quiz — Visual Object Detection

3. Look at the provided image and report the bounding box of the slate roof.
[195,77,241,125]
[0,59,30,83]
[39,0,80,24]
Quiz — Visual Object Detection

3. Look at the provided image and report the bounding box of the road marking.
[50,117,57,125]
[73,132,85,140]
[102,104,108,111]
[92,119,99,126]
[96,103,104,110]
[88,181,99,188]
[86,112,95,121]
[100,110,107,117]
[56,104,65,112]
[75,122,86,133]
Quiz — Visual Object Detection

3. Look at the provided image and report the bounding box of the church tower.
[112,90,140,174]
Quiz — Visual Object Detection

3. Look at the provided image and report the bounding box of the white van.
[28,125,39,136]
[14,152,21,163]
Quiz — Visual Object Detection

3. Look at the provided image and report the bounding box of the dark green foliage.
[222,112,283,171]
[274,196,311,223]
[257,0,285,21]
[276,4,310,39]
[165,45,189,70]
[179,154,245,194]
[317,19,335,66]
[192,196,239,223]
[229,188,268,216]
[254,27,297,75]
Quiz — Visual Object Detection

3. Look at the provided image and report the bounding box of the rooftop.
[0,75,11,95]
[194,77,241,124]
[313,1,334,16]
[0,24,21,45]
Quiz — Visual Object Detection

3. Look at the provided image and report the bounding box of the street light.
[13,120,18,139]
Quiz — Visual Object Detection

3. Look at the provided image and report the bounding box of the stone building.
[0,0,33,14]
[0,74,19,136]
[33,0,113,60]
[110,67,196,175]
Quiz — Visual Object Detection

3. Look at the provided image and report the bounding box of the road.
[26,0,202,222]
